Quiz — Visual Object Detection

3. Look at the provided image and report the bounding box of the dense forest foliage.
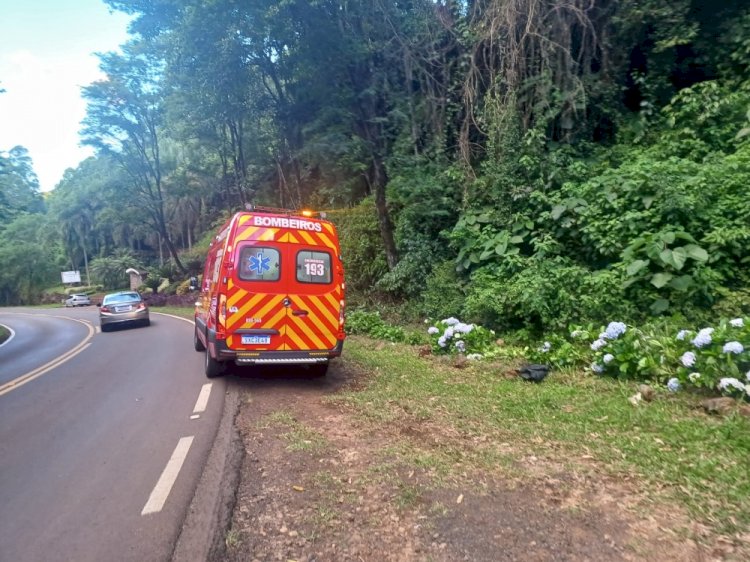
[1,0,749,334]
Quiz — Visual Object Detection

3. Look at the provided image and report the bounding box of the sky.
[0,0,132,192]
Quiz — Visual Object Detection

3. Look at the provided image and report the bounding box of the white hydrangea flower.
[676,329,689,341]
[667,378,680,393]
[722,341,744,354]
[718,377,745,392]
[590,339,607,351]
[427,326,439,335]
[466,353,483,361]
[591,363,604,374]
[729,318,744,328]
[680,351,696,367]
[603,353,614,364]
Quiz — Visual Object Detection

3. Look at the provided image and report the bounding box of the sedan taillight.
[100,306,111,313]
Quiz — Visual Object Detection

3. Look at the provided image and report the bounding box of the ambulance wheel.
[194,327,206,352]
[309,363,328,377]
[205,349,223,378]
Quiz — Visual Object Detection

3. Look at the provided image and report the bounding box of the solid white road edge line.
[192,383,212,414]
[142,436,195,516]
[0,323,16,348]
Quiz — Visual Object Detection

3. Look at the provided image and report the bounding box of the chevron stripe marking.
[298,295,338,330]
[289,314,328,349]
[298,231,317,246]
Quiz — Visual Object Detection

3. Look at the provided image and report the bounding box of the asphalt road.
[0,307,226,562]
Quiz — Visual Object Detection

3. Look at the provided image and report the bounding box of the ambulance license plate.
[242,335,270,345]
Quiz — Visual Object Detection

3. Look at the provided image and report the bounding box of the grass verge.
[150,306,194,320]
[0,325,9,345]
[332,336,750,537]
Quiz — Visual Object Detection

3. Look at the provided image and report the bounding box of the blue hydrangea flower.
[730,318,744,328]
[539,341,551,353]
[591,363,604,374]
[590,339,607,351]
[454,322,474,334]
[570,330,583,339]
[680,351,696,367]
[454,340,466,353]
[427,326,439,335]
[441,317,460,326]
[692,328,713,348]
[603,353,614,364]
[603,321,627,340]
[688,372,701,383]
[437,336,447,348]
[443,327,455,339]
[667,378,681,393]
[718,377,745,392]
[723,341,744,354]
[676,329,689,341]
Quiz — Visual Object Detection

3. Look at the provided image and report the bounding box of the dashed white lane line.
[141,436,194,515]
[192,383,212,415]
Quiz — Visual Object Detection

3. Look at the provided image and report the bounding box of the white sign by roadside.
[61,271,81,284]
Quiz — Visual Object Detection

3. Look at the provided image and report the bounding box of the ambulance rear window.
[238,247,280,281]
[296,251,332,284]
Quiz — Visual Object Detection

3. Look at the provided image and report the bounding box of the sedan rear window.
[103,293,142,305]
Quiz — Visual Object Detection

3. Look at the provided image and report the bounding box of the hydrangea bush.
[671,317,750,397]
[524,325,598,368]
[425,317,497,357]
[588,317,750,400]
[588,321,676,380]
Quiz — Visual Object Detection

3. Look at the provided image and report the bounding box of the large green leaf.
[650,299,670,314]
[669,275,694,291]
[651,272,673,288]
[626,259,649,277]
[683,244,708,262]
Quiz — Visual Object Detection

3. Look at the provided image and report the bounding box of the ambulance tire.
[194,327,206,352]
[205,349,224,378]
[309,363,328,377]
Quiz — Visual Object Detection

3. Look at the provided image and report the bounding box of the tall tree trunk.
[371,156,398,270]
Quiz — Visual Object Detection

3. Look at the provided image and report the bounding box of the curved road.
[0,307,226,562]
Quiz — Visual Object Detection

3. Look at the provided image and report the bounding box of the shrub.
[424,317,497,357]
[345,310,424,344]
[463,258,633,333]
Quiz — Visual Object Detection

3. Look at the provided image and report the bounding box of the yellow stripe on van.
[285,324,311,350]
[316,232,337,250]
[287,232,300,244]
[234,226,261,242]
[290,295,335,332]
[238,215,252,226]
[228,293,267,328]
[289,315,327,349]
[298,295,338,329]
[260,228,278,241]
[256,295,286,322]
[263,307,287,331]
[298,231,316,245]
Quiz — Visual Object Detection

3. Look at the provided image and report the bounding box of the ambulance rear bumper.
[211,334,344,365]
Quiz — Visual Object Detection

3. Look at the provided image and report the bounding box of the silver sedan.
[99,292,150,332]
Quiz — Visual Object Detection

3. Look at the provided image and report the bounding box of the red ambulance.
[194,207,345,377]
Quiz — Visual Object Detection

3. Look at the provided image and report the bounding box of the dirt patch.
[218,361,716,562]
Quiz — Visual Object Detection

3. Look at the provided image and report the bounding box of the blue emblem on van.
[249,252,271,275]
